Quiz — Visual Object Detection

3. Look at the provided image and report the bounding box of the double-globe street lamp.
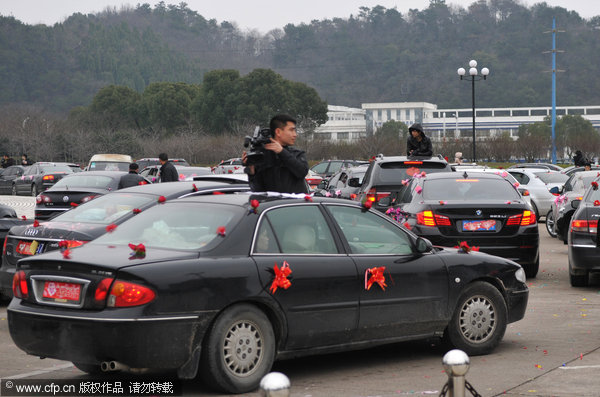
[457,60,489,163]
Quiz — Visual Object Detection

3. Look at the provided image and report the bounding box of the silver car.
[459,167,533,209]
[508,168,569,219]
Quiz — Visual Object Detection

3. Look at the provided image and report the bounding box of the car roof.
[174,192,358,207]
[68,171,127,177]
[373,154,448,164]
[423,171,505,181]
[116,180,248,195]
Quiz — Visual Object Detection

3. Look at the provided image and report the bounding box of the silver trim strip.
[9,236,64,242]
[571,244,597,248]
[8,307,200,322]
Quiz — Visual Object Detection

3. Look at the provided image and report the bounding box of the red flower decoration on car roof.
[592,181,598,190]
[21,215,26,220]
[106,223,117,233]
[363,200,373,210]
[415,186,423,194]
[350,194,357,200]
[128,243,146,259]
[250,199,260,214]
[33,220,39,227]
[132,208,141,214]
[594,200,600,206]
[304,195,313,202]
[192,184,198,192]
[216,226,226,237]
[270,261,292,294]
[158,196,166,203]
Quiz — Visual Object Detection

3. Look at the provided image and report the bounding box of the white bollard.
[259,372,291,397]
[442,349,470,397]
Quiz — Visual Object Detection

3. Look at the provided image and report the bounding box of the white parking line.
[3,363,74,379]
[559,365,600,370]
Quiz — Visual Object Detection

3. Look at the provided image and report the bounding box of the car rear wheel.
[201,304,275,394]
[31,184,37,197]
[524,256,539,278]
[545,210,557,238]
[443,281,507,356]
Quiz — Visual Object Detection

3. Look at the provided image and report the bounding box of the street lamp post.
[457,60,489,163]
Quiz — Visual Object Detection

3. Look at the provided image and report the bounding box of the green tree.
[378,120,408,140]
[141,82,200,131]
[556,114,599,161]
[517,121,550,161]
[89,85,142,129]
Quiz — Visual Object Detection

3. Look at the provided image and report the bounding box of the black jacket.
[159,161,179,182]
[406,134,433,157]
[247,146,309,194]
[119,171,146,189]
[573,152,585,167]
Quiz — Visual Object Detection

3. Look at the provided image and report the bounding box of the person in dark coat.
[158,153,179,182]
[118,163,146,189]
[406,123,433,157]
[573,150,585,167]
[1,155,14,168]
[243,114,309,194]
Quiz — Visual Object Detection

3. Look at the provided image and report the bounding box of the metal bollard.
[259,372,291,397]
[442,349,470,397]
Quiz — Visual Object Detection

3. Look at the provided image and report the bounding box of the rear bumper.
[568,243,600,273]
[8,300,215,371]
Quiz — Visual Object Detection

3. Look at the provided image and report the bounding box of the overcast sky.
[0,0,598,32]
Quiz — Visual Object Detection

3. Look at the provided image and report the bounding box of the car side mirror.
[572,200,580,209]
[348,178,361,188]
[378,197,391,207]
[317,180,328,189]
[549,186,559,195]
[416,237,433,254]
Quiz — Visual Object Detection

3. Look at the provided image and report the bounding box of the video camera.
[243,126,272,165]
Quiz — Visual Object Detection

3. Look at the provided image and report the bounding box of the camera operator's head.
[270,114,297,147]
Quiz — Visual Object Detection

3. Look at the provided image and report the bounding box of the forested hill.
[2,0,600,114]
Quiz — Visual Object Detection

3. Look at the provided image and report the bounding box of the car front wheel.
[201,304,276,394]
[31,184,37,197]
[11,184,16,196]
[545,210,557,238]
[443,281,508,356]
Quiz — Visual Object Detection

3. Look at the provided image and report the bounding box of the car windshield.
[422,178,521,201]
[53,175,115,189]
[88,161,130,172]
[378,162,449,183]
[176,167,211,178]
[535,172,569,184]
[51,193,155,224]
[92,202,242,251]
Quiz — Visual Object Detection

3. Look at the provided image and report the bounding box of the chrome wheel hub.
[459,296,496,342]
[222,320,263,376]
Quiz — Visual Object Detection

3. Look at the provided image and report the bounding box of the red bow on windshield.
[270,261,292,294]
[365,266,387,291]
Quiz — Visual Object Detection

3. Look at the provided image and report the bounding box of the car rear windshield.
[53,175,115,189]
[535,172,569,184]
[377,162,450,183]
[53,193,155,224]
[40,165,74,173]
[422,178,521,201]
[88,161,130,172]
[92,202,242,251]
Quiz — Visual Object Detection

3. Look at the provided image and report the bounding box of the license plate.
[462,220,497,231]
[16,241,44,256]
[42,281,81,302]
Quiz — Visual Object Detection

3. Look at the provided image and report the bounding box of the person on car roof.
[406,123,433,157]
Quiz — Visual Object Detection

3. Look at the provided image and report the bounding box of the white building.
[312,102,600,143]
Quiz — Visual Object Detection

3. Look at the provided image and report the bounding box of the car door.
[325,204,449,341]
[252,204,359,349]
[17,165,36,195]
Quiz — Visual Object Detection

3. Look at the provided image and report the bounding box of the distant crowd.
[1,154,32,168]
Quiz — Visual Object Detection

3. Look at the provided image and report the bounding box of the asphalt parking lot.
[0,196,598,396]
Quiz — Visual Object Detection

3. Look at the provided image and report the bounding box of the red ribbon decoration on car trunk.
[269,261,292,294]
[365,266,387,291]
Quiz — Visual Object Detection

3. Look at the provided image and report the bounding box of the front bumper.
[8,300,215,371]
[506,287,529,324]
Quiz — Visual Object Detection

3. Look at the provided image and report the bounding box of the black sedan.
[8,194,528,393]
[34,171,136,221]
[0,165,28,195]
[0,181,250,298]
[380,172,539,277]
[13,162,80,196]
[568,183,600,286]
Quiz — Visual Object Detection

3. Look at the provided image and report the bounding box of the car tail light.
[521,190,530,196]
[417,211,451,227]
[571,219,598,234]
[107,280,156,307]
[366,188,390,202]
[2,236,7,256]
[12,270,28,299]
[42,175,54,181]
[81,195,98,203]
[95,278,113,303]
[507,210,537,226]
[404,161,423,165]
[63,240,88,249]
[36,194,51,204]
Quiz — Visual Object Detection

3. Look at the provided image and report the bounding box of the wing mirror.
[348,178,361,188]
[317,180,328,189]
[416,237,433,254]
[549,186,560,195]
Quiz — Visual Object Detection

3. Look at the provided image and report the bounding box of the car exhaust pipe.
[101,361,129,372]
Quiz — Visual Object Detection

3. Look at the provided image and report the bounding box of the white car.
[507,168,569,219]
[213,158,244,174]
[459,167,533,209]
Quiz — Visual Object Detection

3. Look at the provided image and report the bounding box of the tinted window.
[422,178,521,201]
[509,172,529,185]
[93,203,242,250]
[263,206,337,254]
[327,161,344,174]
[53,175,116,189]
[377,162,449,184]
[88,161,130,172]
[535,172,569,184]
[327,205,412,255]
[39,165,74,173]
[311,162,328,174]
[53,193,154,224]
[254,219,280,253]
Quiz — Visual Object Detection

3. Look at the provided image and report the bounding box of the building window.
[531,109,547,116]
[387,109,392,120]
[337,132,349,140]
[377,109,382,120]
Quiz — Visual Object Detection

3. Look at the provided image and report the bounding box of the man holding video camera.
[243,114,309,194]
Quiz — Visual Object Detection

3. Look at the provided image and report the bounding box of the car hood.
[19,244,199,271]
[9,221,108,241]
